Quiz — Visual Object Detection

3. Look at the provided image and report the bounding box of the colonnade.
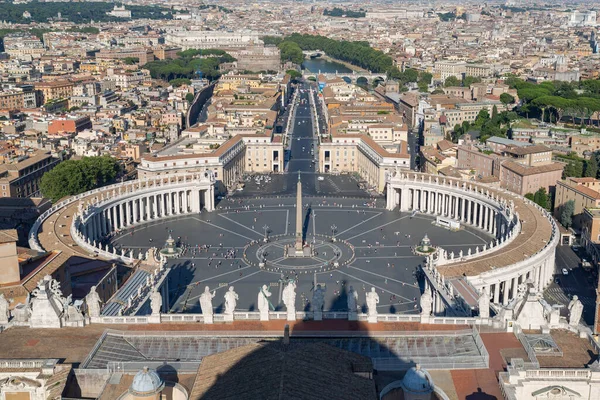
[81,185,214,243]
[386,173,559,311]
[388,186,505,238]
[479,249,556,307]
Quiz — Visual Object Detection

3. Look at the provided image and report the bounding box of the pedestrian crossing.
[544,287,596,307]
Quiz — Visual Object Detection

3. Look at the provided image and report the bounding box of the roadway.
[232,80,371,199]
[543,244,597,326]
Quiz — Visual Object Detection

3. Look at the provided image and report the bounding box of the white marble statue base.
[204,314,214,324]
[314,311,322,321]
[223,313,234,322]
[348,312,357,321]
[287,310,296,321]
[148,314,161,324]
[367,314,378,324]
[260,311,269,321]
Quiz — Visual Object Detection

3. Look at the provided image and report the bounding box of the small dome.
[130,367,164,396]
[402,365,434,394]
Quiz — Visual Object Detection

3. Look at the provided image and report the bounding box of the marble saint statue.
[150,289,162,316]
[199,286,216,316]
[224,286,239,315]
[478,286,490,319]
[85,286,102,318]
[258,284,272,315]
[420,287,433,316]
[282,281,297,312]
[568,295,584,326]
[312,284,325,312]
[366,287,380,317]
[0,293,9,324]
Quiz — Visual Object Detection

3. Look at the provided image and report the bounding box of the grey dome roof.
[130,367,164,395]
[402,365,434,394]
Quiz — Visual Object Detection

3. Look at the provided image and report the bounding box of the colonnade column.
[429,191,434,213]
[454,196,459,219]
[502,280,510,305]
[493,283,500,304]
[482,205,488,231]
[466,200,471,225]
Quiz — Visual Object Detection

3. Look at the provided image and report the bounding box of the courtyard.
[110,195,493,315]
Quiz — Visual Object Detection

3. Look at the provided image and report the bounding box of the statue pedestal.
[260,311,269,321]
[348,311,357,321]
[313,311,322,321]
[148,314,161,324]
[287,310,296,321]
[223,313,234,322]
[203,314,214,324]
[367,314,378,324]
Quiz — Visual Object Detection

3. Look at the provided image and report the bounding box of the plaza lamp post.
[331,224,338,242]
[263,224,269,242]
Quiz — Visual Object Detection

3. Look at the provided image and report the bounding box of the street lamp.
[331,224,337,242]
[263,224,269,242]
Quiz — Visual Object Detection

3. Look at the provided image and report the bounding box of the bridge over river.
[302,70,387,84]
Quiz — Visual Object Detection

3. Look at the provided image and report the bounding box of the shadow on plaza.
[167,260,199,313]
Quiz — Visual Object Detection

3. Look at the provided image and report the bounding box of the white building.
[165,31,263,51]
[569,11,597,26]
[500,359,600,400]
[107,5,132,19]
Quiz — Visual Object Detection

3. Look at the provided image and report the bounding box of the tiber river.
[301,57,353,74]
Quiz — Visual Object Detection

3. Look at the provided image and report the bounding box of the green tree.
[286,69,302,80]
[185,93,195,103]
[463,76,482,87]
[585,157,598,178]
[170,78,191,87]
[532,187,550,210]
[559,200,575,229]
[40,156,119,202]
[444,76,460,87]
[278,41,304,65]
[123,57,139,65]
[524,193,535,202]
[491,105,498,120]
[500,93,515,110]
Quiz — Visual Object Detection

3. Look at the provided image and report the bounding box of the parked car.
[562,268,569,275]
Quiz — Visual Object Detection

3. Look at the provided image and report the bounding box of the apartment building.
[319,134,410,192]
[457,142,563,195]
[165,31,263,51]
[442,101,502,126]
[0,151,60,198]
[138,134,284,189]
[96,47,155,65]
[34,81,74,104]
[570,133,600,157]
[499,160,563,196]
[48,116,93,135]
[433,61,466,80]
[0,85,37,110]
[464,64,493,78]
[105,69,150,90]
[153,46,182,60]
[554,177,600,229]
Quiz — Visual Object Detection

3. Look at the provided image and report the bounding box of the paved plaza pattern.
[111,195,493,315]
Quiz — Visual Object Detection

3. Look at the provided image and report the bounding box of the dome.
[402,365,434,394]
[129,367,164,396]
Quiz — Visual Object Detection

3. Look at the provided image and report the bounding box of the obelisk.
[295,171,303,252]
